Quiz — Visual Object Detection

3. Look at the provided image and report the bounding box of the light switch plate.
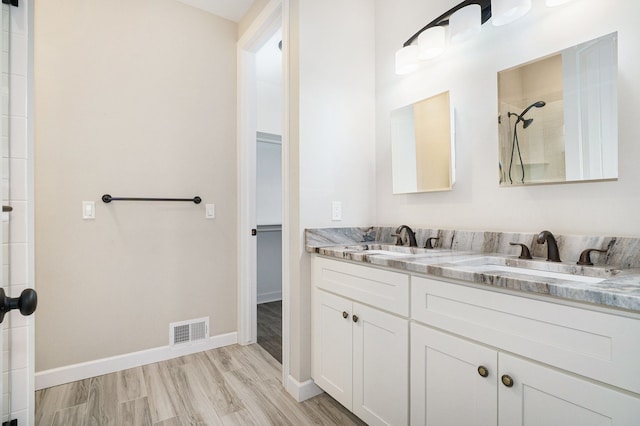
[331,201,342,221]
[82,201,95,219]
[205,203,215,219]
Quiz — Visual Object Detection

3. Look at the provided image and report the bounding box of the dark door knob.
[0,288,37,324]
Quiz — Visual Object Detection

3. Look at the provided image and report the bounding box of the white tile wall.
[9,117,26,159]
[1,0,32,423]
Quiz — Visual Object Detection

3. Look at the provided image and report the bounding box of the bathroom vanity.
[307,227,640,426]
[312,257,410,425]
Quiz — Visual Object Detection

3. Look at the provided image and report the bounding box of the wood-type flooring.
[35,343,365,425]
[257,300,282,364]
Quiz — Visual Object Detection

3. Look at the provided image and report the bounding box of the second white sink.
[463,263,606,283]
[364,250,414,257]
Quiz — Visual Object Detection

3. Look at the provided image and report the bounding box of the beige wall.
[34,0,237,371]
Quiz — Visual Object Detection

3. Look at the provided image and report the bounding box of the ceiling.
[175,0,256,22]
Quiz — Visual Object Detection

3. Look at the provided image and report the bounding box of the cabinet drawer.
[312,256,409,316]
[411,275,640,394]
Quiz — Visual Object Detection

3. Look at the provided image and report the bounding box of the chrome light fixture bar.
[396,0,576,75]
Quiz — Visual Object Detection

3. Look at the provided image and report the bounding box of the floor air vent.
[170,317,209,346]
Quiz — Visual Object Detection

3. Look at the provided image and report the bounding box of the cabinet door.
[499,353,640,426]
[411,324,498,426]
[312,289,353,410]
[353,303,409,426]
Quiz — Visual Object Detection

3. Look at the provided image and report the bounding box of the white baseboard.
[257,291,282,304]
[285,375,323,402]
[35,332,237,391]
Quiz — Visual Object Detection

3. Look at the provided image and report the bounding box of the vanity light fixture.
[491,0,532,26]
[395,0,577,75]
[395,0,492,75]
[418,26,446,60]
[450,3,482,44]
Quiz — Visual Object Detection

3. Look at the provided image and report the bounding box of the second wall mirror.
[498,32,618,186]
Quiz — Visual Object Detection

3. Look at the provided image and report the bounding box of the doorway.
[255,28,283,364]
[237,0,290,385]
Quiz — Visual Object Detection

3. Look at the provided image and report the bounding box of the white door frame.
[237,0,290,387]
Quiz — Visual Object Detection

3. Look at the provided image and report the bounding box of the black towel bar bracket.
[102,194,202,204]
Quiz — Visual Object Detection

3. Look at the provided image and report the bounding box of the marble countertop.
[306,228,640,313]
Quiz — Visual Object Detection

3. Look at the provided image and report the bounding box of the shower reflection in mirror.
[498,32,618,186]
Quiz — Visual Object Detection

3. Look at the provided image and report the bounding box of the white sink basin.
[465,264,606,283]
[363,250,413,257]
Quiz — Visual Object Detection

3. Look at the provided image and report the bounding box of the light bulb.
[492,0,532,26]
[418,26,446,60]
[450,4,481,44]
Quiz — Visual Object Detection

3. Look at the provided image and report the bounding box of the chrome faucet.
[537,230,561,262]
[392,225,417,247]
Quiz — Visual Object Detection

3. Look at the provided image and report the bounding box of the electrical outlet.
[331,201,342,221]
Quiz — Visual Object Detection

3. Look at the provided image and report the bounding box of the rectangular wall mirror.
[498,32,618,186]
[391,91,455,194]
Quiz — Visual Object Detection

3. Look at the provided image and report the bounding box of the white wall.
[256,227,282,303]
[299,2,376,229]
[260,0,378,384]
[256,140,282,225]
[256,27,283,225]
[256,27,282,135]
[257,81,283,135]
[375,0,640,237]
[289,0,377,380]
[256,139,282,303]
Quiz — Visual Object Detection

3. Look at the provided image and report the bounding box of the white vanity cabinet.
[410,324,497,426]
[311,256,409,426]
[411,275,640,426]
[412,324,640,425]
[499,351,640,425]
[310,255,640,426]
